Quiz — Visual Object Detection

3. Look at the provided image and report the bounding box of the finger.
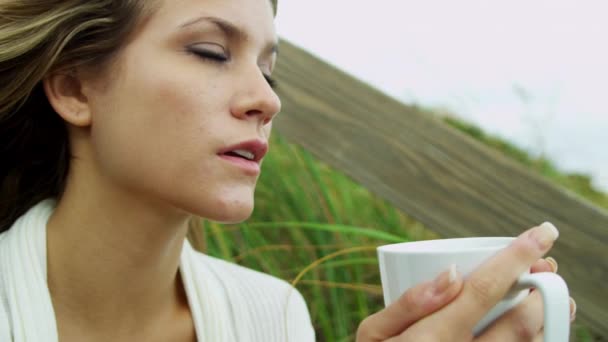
[532,300,572,342]
[357,266,463,341]
[529,258,557,293]
[476,295,577,342]
[529,297,569,342]
[440,222,559,330]
[570,297,577,323]
[544,257,558,272]
[476,290,544,342]
[529,259,551,274]
[530,258,555,274]
[533,331,544,342]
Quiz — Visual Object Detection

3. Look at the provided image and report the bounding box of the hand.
[356,264,464,341]
[357,222,576,341]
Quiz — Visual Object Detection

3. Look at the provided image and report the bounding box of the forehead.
[149,0,277,42]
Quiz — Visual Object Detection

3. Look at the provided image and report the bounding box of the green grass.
[192,121,603,341]
[196,133,434,341]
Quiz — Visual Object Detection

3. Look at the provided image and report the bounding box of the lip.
[217,139,268,162]
[217,139,268,175]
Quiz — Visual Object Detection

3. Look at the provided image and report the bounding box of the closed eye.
[188,47,277,88]
[263,74,277,89]
[189,48,229,63]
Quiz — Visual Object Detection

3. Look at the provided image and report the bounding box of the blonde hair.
[0,0,279,232]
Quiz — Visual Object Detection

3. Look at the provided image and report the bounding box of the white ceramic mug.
[378,237,570,341]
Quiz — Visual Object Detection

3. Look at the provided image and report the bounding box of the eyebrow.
[179,16,279,56]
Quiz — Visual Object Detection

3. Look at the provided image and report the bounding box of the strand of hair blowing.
[0,0,278,233]
[0,0,156,232]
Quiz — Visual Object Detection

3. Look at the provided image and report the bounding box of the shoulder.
[0,233,11,340]
[189,249,304,302]
[0,281,9,341]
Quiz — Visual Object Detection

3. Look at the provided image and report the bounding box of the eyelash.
[264,75,277,89]
[189,49,277,89]
[191,49,228,63]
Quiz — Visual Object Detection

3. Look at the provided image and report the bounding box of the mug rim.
[377,237,516,254]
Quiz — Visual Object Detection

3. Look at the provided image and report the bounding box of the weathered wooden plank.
[274,39,608,337]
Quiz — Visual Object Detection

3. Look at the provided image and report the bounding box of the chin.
[190,195,255,224]
[211,208,253,224]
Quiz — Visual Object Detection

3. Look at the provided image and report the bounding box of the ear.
[42,69,92,127]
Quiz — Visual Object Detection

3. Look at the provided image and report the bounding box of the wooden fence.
[273,39,608,338]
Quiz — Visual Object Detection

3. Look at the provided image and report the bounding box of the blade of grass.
[245,222,407,243]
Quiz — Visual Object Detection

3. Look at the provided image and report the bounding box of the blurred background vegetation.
[193,114,603,341]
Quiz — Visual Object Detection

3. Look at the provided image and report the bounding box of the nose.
[230,68,281,125]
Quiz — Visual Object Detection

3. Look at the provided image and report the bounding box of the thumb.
[357,265,463,341]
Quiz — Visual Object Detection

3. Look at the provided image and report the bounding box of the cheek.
[86,55,255,221]
[88,67,221,196]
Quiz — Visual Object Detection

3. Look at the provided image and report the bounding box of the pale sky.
[275,0,608,192]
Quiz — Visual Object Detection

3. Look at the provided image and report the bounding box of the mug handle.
[514,272,570,342]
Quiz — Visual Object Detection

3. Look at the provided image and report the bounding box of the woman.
[0,0,574,341]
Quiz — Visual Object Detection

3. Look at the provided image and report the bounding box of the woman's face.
[83,0,280,223]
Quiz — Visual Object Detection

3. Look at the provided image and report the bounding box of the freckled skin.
[83,0,280,223]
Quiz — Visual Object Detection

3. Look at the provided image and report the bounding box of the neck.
[46,160,193,336]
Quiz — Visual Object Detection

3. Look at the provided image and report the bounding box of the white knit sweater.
[0,200,315,341]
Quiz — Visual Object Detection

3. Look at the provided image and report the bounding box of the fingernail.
[545,257,558,273]
[570,297,577,322]
[531,222,559,249]
[433,264,458,295]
